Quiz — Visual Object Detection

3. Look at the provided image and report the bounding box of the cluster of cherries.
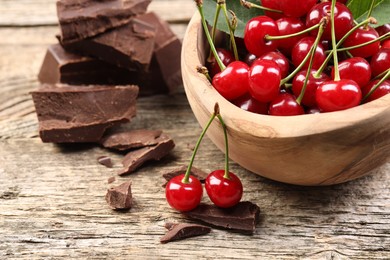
[200,0,390,116]
[165,103,243,211]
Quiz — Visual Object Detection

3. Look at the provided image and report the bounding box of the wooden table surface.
[0,1,389,259]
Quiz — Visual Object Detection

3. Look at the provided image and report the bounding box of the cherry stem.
[240,0,283,13]
[196,1,226,71]
[182,103,218,184]
[265,23,320,41]
[221,2,239,60]
[365,0,376,29]
[329,32,390,53]
[362,69,390,102]
[196,65,212,81]
[216,110,230,179]
[208,3,222,62]
[331,0,340,81]
[374,68,390,80]
[296,22,325,104]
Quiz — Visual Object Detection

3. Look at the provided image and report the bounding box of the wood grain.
[0,1,389,259]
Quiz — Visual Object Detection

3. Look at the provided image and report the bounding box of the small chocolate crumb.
[105,180,133,210]
[160,223,211,243]
[183,201,260,234]
[162,166,208,187]
[107,176,116,184]
[98,156,113,168]
[100,129,162,151]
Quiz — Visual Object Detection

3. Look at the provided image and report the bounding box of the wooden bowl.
[181,12,390,186]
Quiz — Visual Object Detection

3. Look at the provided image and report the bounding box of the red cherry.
[259,51,289,78]
[343,26,380,58]
[306,2,354,41]
[370,48,390,77]
[232,93,269,114]
[205,170,243,208]
[268,93,304,116]
[165,174,203,212]
[292,69,330,107]
[306,106,321,114]
[248,59,281,103]
[362,80,390,102]
[244,53,257,67]
[279,0,317,18]
[291,36,326,70]
[208,48,235,78]
[336,0,348,4]
[316,79,362,112]
[276,17,308,56]
[212,61,249,101]
[244,16,280,57]
[331,57,371,88]
[383,39,390,49]
[261,0,283,20]
[375,23,390,37]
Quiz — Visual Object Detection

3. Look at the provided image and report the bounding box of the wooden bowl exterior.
[181,13,390,185]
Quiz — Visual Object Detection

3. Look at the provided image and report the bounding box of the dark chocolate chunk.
[118,133,175,175]
[60,18,156,71]
[100,129,162,151]
[31,84,138,143]
[184,202,260,234]
[107,176,116,184]
[57,0,151,43]
[98,156,113,168]
[105,180,133,210]
[162,166,208,187]
[160,223,211,244]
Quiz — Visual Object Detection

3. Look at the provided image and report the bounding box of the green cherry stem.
[215,106,230,179]
[374,68,390,80]
[196,0,226,71]
[240,0,283,13]
[331,0,340,81]
[182,103,218,184]
[208,2,222,62]
[362,69,390,102]
[220,1,239,60]
[196,65,212,81]
[365,0,376,29]
[328,32,390,53]
[265,23,321,41]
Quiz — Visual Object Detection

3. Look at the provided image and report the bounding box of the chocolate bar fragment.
[38,44,171,96]
[57,0,151,43]
[162,166,208,187]
[31,84,138,143]
[60,18,156,71]
[184,202,260,234]
[118,133,175,175]
[98,155,113,168]
[160,223,211,244]
[100,129,162,151]
[105,180,133,210]
[107,176,116,184]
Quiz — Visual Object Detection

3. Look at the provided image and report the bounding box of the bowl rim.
[182,12,390,139]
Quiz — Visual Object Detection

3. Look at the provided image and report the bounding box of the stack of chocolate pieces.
[32,0,182,143]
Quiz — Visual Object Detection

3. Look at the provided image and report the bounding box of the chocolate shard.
[184,202,260,234]
[137,12,182,93]
[105,180,133,210]
[107,176,116,184]
[57,0,151,44]
[100,129,162,151]
[98,156,113,168]
[118,133,175,175]
[60,18,156,71]
[162,166,208,187]
[31,84,138,143]
[160,223,211,244]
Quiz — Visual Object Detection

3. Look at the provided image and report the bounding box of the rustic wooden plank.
[0,0,196,26]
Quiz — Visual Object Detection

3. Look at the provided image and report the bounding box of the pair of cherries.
[165,104,243,212]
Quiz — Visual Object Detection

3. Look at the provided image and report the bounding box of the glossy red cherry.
[279,0,317,18]
[331,57,371,88]
[383,39,390,49]
[259,51,289,78]
[208,48,235,78]
[316,79,362,112]
[165,174,203,212]
[244,53,257,67]
[291,36,326,70]
[244,16,280,57]
[261,0,283,20]
[375,23,390,37]
[232,93,269,114]
[292,69,330,107]
[205,170,243,208]
[370,48,390,77]
[343,26,380,58]
[306,2,354,41]
[248,59,281,103]
[306,106,321,114]
[268,93,304,116]
[362,80,390,102]
[212,61,249,101]
[276,17,308,56]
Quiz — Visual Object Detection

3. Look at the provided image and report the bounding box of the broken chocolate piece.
[162,166,208,187]
[118,133,175,175]
[57,0,151,43]
[98,156,113,168]
[183,202,260,234]
[107,176,116,184]
[160,223,211,244]
[105,180,133,210]
[31,84,138,143]
[100,129,162,151]
[60,18,156,71]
